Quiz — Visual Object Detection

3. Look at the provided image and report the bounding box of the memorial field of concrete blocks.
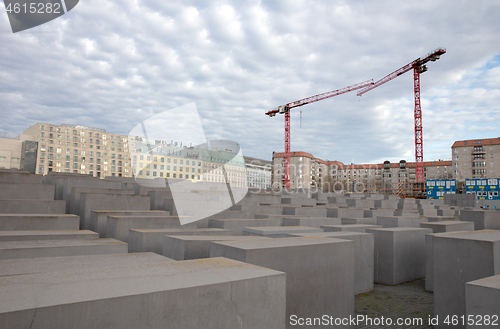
[1,169,500,328]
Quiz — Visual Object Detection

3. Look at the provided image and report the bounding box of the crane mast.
[357,48,446,183]
[266,79,374,189]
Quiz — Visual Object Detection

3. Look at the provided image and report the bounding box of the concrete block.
[327,207,364,218]
[466,274,500,328]
[106,215,195,243]
[367,227,432,285]
[69,187,134,215]
[0,171,42,184]
[0,200,65,214]
[0,258,286,329]
[291,231,374,295]
[363,208,395,218]
[79,193,150,230]
[321,224,382,233]
[0,183,54,200]
[210,237,354,327]
[0,252,174,277]
[163,235,264,260]
[420,221,474,233]
[282,205,327,217]
[433,230,500,328]
[90,210,171,237]
[282,217,342,228]
[0,214,79,231]
[0,238,128,259]
[208,218,281,235]
[128,228,232,254]
[424,216,457,222]
[0,230,98,242]
[243,226,323,238]
[376,216,428,228]
[460,210,500,230]
[341,217,378,225]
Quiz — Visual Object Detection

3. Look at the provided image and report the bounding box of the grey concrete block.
[0,238,128,259]
[90,210,171,237]
[128,228,232,254]
[106,215,196,243]
[79,193,151,230]
[69,187,134,216]
[0,171,42,184]
[341,217,378,225]
[243,226,323,238]
[282,217,342,228]
[425,231,469,292]
[163,235,264,260]
[367,227,432,285]
[420,221,474,233]
[327,207,364,218]
[291,231,374,295]
[0,252,174,277]
[363,208,395,218]
[0,258,286,329]
[460,210,500,230]
[377,216,428,228]
[0,214,79,231]
[321,224,382,233]
[0,200,65,214]
[282,205,327,217]
[433,230,500,328]
[208,218,281,235]
[0,230,98,242]
[210,237,354,328]
[0,183,55,200]
[465,274,500,329]
[424,216,458,222]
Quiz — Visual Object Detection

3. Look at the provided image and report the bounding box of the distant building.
[272,151,452,192]
[21,123,132,178]
[244,156,272,189]
[451,138,500,181]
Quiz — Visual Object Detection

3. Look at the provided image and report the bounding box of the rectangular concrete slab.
[420,221,474,233]
[90,210,171,237]
[0,183,55,200]
[0,252,174,277]
[243,226,323,238]
[0,230,98,242]
[0,238,128,260]
[0,200,65,214]
[163,235,266,260]
[341,217,378,225]
[210,237,355,328]
[0,258,286,329]
[282,217,342,228]
[366,227,432,285]
[433,230,500,328]
[79,193,151,230]
[0,214,80,231]
[460,210,500,230]
[106,215,196,243]
[290,231,374,295]
[208,218,282,235]
[129,228,232,254]
[377,216,428,228]
[465,274,500,329]
[321,224,382,233]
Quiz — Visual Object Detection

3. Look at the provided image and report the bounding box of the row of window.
[40,126,126,141]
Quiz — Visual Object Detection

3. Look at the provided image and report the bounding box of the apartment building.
[272,151,452,192]
[244,156,272,189]
[21,123,132,178]
[451,138,500,181]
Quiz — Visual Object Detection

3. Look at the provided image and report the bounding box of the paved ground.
[355,279,434,329]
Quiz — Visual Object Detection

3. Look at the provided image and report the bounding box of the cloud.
[1,0,500,166]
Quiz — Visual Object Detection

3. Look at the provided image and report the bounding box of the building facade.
[451,138,500,182]
[272,151,452,193]
[21,123,132,178]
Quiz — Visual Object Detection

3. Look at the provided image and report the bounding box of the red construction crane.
[266,79,374,189]
[357,48,446,183]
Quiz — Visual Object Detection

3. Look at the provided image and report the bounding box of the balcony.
[471,148,485,154]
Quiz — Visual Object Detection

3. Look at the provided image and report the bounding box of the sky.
[1,0,500,165]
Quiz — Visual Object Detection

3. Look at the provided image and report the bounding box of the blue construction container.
[426,179,456,199]
[465,178,500,200]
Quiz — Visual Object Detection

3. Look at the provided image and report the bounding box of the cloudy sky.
[1,0,499,165]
